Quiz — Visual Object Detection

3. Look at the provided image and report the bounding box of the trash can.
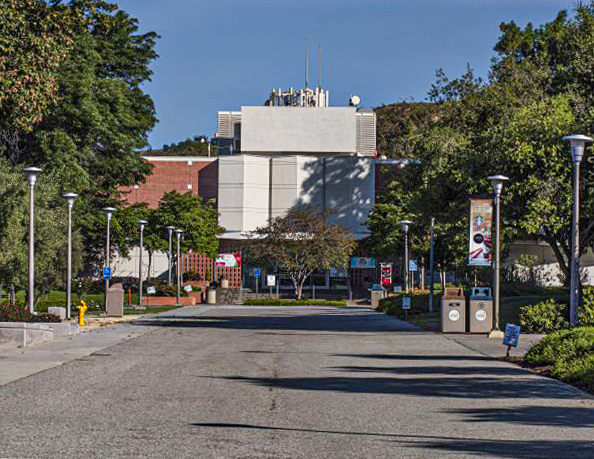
[207,288,217,305]
[469,286,493,333]
[369,284,386,309]
[220,277,229,289]
[441,287,466,333]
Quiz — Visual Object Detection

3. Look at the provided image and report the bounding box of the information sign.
[254,268,261,278]
[503,324,521,347]
[266,275,276,287]
[402,297,411,310]
[146,286,156,295]
[102,267,111,280]
[409,260,418,272]
[183,285,193,293]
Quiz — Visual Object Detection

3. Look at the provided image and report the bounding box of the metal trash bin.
[441,287,466,333]
[469,286,493,333]
[369,284,386,309]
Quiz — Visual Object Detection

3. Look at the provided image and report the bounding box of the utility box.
[469,286,493,333]
[441,287,466,333]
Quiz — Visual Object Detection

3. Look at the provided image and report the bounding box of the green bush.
[244,299,347,306]
[35,299,68,313]
[525,327,594,392]
[0,301,62,323]
[378,292,437,317]
[519,299,569,333]
[580,288,594,326]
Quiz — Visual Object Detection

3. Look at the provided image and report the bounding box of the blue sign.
[103,267,111,280]
[503,324,521,347]
[409,260,418,272]
[402,297,411,310]
[254,268,261,278]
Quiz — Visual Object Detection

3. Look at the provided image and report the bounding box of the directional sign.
[402,297,411,310]
[254,268,261,278]
[102,267,111,280]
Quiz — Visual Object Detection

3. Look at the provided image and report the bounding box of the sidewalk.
[444,332,546,359]
[0,306,213,386]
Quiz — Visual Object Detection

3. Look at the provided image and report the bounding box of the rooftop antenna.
[318,43,322,88]
[305,40,310,89]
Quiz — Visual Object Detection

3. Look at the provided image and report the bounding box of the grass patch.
[524,327,594,393]
[244,299,347,306]
[123,305,181,315]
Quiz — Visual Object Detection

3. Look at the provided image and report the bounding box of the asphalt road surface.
[1,306,593,459]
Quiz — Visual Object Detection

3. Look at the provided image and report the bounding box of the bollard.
[77,300,87,326]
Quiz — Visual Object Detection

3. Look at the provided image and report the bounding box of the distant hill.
[374,102,441,157]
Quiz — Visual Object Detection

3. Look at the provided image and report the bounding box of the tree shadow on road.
[190,423,594,459]
[213,374,585,400]
[329,364,530,377]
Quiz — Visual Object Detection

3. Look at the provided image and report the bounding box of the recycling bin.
[369,284,386,309]
[469,286,493,333]
[441,287,466,333]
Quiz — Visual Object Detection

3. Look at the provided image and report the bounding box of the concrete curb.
[0,321,80,349]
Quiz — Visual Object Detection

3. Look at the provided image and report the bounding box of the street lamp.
[428,217,435,313]
[175,229,183,305]
[63,193,78,319]
[24,167,42,313]
[488,175,509,334]
[138,220,148,307]
[400,220,413,293]
[166,226,175,285]
[563,134,593,325]
[103,206,116,309]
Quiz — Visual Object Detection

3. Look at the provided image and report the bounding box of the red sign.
[380,264,392,284]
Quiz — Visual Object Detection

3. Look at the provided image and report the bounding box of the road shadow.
[447,406,594,428]
[214,375,585,400]
[332,353,496,362]
[134,311,419,333]
[191,423,594,459]
[329,365,530,377]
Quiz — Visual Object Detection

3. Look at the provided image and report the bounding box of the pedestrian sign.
[254,268,261,278]
[103,267,111,280]
[503,324,521,347]
[402,297,411,310]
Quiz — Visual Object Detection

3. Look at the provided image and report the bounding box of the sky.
[117,0,576,149]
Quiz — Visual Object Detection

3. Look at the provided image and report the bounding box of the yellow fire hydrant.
[77,300,87,327]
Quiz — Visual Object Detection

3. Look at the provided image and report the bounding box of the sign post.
[267,274,276,299]
[402,296,411,319]
[254,268,261,299]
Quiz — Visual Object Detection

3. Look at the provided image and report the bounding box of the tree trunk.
[441,266,446,291]
[148,250,153,281]
[9,284,15,306]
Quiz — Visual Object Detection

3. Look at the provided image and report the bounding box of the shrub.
[580,288,594,327]
[525,327,594,392]
[378,292,437,317]
[0,301,62,323]
[519,299,569,333]
[244,299,346,306]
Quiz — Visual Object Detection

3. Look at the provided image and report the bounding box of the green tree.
[246,208,356,299]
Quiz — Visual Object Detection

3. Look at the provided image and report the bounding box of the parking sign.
[103,267,111,280]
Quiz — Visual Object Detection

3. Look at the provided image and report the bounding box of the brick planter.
[141,297,196,306]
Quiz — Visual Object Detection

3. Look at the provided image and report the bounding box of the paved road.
[0,306,593,459]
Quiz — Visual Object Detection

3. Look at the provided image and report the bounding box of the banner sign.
[350,257,376,268]
[215,252,242,268]
[380,263,392,284]
[468,199,493,266]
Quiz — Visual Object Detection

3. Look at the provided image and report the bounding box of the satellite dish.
[350,95,361,106]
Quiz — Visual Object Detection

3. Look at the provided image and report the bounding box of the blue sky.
[117,0,575,149]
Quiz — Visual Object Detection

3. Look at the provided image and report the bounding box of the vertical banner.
[468,199,493,266]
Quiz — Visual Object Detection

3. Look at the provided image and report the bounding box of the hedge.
[244,299,347,306]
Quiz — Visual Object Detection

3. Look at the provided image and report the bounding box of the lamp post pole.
[175,230,183,305]
[139,220,147,307]
[24,167,42,313]
[63,193,78,319]
[488,175,509,333]
[103,207,116,309]
[429,217,435,313]
[563,135,593,325]
[400,220,412,293]
[166,226,175,285]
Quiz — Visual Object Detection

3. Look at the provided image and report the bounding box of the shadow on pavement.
[191,423,594,459]
[447,406,594,428]
[214,375,585,400]
[329,365,530,377]
[134,311,418,333]
[333,353,496,362]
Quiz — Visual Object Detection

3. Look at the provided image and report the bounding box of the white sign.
[394,286,402,293]
[266,275,276,287]
[402,297,411,310]
[475,309,487,322]
[350,257,376,268]
[146,286,156,295]
[409,260,418,272]
[449,310,461,321]
[183,285,193,292]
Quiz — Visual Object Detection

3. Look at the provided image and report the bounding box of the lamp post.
[488,175,509,333]
[400,220,413,293]
[138,220,148,307]
[563,135,593,325]
[24,167,42,313]
[428,217,435,313]
[63,193,78,319]
[166,226,175,285]
[103,207,116,308]
[175,229,183,305]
